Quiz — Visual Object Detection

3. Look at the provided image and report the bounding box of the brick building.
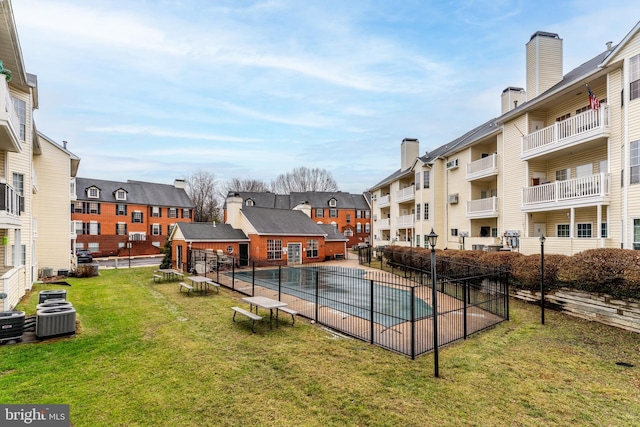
[72,178,194,257]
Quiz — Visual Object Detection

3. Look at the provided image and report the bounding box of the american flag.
[587,85,600,110]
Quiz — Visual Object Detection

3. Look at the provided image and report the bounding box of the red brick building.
[72,178,194,257]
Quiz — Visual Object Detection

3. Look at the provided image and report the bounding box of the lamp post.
[427,228,439,378]
[127,242,132,269]
[539,234,546,325]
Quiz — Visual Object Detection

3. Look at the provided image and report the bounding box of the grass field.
[1,266,639,426]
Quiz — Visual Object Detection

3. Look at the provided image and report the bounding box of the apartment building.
[371,23,640,256]
[223,191,371,248]
[72,178,194,257]
[0,1,81,309]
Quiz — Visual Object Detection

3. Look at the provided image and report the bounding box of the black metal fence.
[209,255,509,359]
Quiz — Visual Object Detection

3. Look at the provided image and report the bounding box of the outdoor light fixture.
[539,234,546,325]
[428,228,439,377]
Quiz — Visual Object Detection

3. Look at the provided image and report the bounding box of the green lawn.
[1,267,639,426]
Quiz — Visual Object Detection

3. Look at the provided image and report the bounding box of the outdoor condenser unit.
[0,311,25,342]
[36,300,73,311]
[38,289,67,304]
[36,306,76,339]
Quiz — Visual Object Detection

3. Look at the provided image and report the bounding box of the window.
[89,221,100,235]
[12,173,24,195]
[631,141,640,184]
[168,224,175,235]
[88,187,99,198]
[423,171,430,189]
[11,97,26,140]
[556,169,569,181]
[577,223,592,238]
[116,189,126,200]
[424,203,429,220]
[306,240,318,258]
[601,222,608,238]
[76,243,84,251]
[630,54,640,101]
[365,223,370,233]
[329,198,337,207]
[356,223,362,233]
[557,224,570,238]
[356,210,363,218]
[344,228,353,237]
[346,214,351,223]
[89,202,99,214]
[182,209,191,218]
[492,228,498,238]
[75,221,83,235]
[116,223,127,235]
[88,242,99,253]
[329,209,337,218]
[168,208,177,218]
[151,224,161,236]
[116,204,127,215]
[416,203,420,221]
[245,199,254,206]
[576,163,593,178]
[151,206,160,217]
[365,210,370,219]
[416,235,420,247]
[634,219,640,249]
[227,246,234,254]
[423,235,429,248]
[316,209,324,218]
[132,211,143,223]
[415,172,420,190]
[267,239,282,260]
[451,228,458,237]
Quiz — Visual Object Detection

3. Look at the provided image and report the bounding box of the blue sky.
[12,1,640,193]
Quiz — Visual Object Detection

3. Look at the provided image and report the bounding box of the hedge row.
[381,246,640,299]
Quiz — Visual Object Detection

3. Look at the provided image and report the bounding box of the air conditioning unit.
[36,306,76,340]
[373,214,377,221]
[447,194,459,204]
[0,311,25,343]
[36,300,73,311]
[38,290,67,304]
[446,158,459,169]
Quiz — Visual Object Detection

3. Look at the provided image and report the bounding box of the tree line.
[186,166,339,222]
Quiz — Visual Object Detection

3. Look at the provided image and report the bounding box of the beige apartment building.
[0,1,80,310]
[370,23,640,256]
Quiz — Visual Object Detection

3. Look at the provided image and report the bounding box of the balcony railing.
[466,154,498,181]
[522,173,610,209]
[467,196,498,218]
[521,105,609,159]
[378,218,390,228]
[396,214,414,227]
[0,77,22,153]
[0,183,22,216]
[395,186,415,203]
[377,194,390,208]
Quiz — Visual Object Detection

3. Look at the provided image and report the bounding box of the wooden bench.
[179,282,194,296]
[231,306,262,332]
[278,307,298,326]
[153,274,163,282]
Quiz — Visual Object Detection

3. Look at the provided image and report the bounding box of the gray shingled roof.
[176,222,248,241]
[318,224,348,242]
[241,206,327,236]
[228,191,370,210]
[76,178,193,207]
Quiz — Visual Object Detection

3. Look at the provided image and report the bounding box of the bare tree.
[270,167,339,194]
[222,177,270,197]
[186,169,221,222]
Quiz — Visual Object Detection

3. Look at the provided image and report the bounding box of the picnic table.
[241,296,287,329]
[187,275,219,295]
[155,269,183,281]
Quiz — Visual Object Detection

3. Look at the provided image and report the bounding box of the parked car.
[76,250,93,264]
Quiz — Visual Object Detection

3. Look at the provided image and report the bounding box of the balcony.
[71,220,81,239]
[467,196,498,218]
[466,154,498,181]
[521,105,609,160]
[521,173,610,212]
[377,194,390,208]
[0,182,23,228]
[396,214,414,228]
[0,78,22,153]
[395,186,415,203]
[378,218,390,229]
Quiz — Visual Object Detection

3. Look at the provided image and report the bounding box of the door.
[533,223,546,238]
[287,243,302,265]
[239,243,249,267]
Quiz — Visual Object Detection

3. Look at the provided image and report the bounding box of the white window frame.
[89,221,99,235]
[267,239,282,260]
[630,53,640,101]
[151,206,160,217]
[88,187,99,198]
[132,211,143,223]
[116,222,127,236]
[557,224,570,238]
[576,223,592,238]
[168,208,177,218]
[116,189,126,200]
[151,224,161,236]
[88,242,99,253]
[631,141,640,184]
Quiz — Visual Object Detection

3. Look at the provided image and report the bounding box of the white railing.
[522,173,610,205]
[377,194,390,207]
[1,79,21,136]
[378,218,390,228]
[70,220,81,238]
[32,217,37,238]
[522,105,609,157]
[0,183,22,216]
[467,197,498,216]
[466,154,498,180]
[396,214,414,227]
[395,186,415,202]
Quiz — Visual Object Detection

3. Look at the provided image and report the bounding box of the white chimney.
[174,179,186,189]
[226,193,243,227]
[401,138,419,171]
[526,31,563,100]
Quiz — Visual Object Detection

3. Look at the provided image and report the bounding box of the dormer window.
[88,187,99,198]
[328,198,337,207]
[115,189,127,201]
[245,199,255,206]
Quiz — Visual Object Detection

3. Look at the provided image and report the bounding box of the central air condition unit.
[0,311,25,343]
[447,194,459,204]
[36,300,73,311]
[446,158,459,169]
[38,290,67,304]
[36,307,76,340]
